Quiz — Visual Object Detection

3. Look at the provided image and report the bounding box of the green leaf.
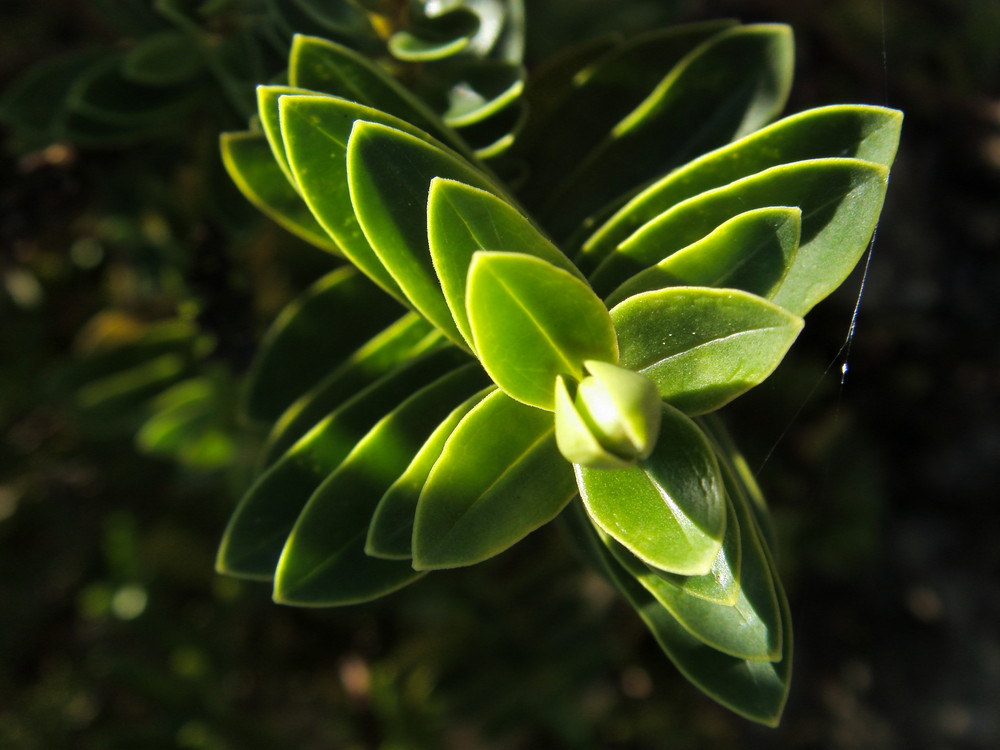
[280,94,460,300]
[580,104,902,272]
[220,130,339,252]
[605,206,801,307]
[273,363,490,605]
[520,21,736,205]
[257,85,316,188]
[121,30,205,86]
[606,487,782,662]
[563,501,791,726]
[465,252,618,410]
[288,34,468,156]
[66,55,194,126]
[366,387,495,560]
[535,24,794,238]
[346,120,504,346]
[261,314,440,467]
[590,158,890,314]
[554,375,632,470]
[412,389,576,569]
[576,403,725,576]
[0,51,103,137]
[611,287,804,415]
[427,178,580,349]
[439,61,524,127]
[215,346,468,580]
[388,8,479,62]
[241,267,405,424]
[650,495,742,606]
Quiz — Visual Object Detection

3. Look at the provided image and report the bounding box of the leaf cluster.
[217,18,901,725]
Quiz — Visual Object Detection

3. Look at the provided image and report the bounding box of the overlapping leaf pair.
[219,21,901,725]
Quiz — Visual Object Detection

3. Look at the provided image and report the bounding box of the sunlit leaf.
[611,287,803,415]
[466,252,617,410]
[576,403,725,576]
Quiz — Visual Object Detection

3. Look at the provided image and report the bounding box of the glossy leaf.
[281,94,455,299]
[220,130,339,252]
[273,363,490,605]
[536,24,794,238]
[215,346,468,580]
[607,486,782,662]
[466,252,618,410]
[580,104,902,272]
[412,389,576,569]
[346,120,503,345]
[554,375,631,470]
[605,206,801,307]
[241,267,405,424]
[590,158,890,314]
[288,34,468,155]
[440,61,524,127]
[261,314,441,467]
[427,178,579,349]
[366,387,495,560]
[576,403,725,576]
[388,8,479,62]
[651,495,742,606]
[257,85,316,188]
[611,287,804,415]
[564,501,791,726]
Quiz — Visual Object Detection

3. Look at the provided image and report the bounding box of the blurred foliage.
[2,0,999,748]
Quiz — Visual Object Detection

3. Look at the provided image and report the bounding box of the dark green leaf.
[273,363,490,605]
[215,346,468,580]
[241,267,405,424]
[220,130,339,252]
[121,30,205,86]
[611,287,803,415]
[412,389,575,569]
[366,387,494,560]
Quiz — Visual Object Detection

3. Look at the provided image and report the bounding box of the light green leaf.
[576,403,725,576]
[412,389,576,569]
[563,501,791,726]
[591,158,890,314]
[220,130,339,252]
[241,266,405,424]
[554,375,632,470]
[440,61,524,127]
[366,387,495,560]
[605,206,801,307]
[215,346,469,580]
[466,252,618,410]
[273,363,490,605]
[611,287,804,415]
[257,85,317,188]
[260,314,441,467]
[427,178,580,349]
[388,8,479,62]
[607,486,782,662]
[281,94,461,300]
[288,34,468,156]
[580,104,902,272]
[536,24,794,238]
[347,120,504,346]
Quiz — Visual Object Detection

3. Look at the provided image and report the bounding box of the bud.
[554,361,662,468]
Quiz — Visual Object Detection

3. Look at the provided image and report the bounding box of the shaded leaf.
[273,363,490,605]
[412,389,575,569]
[121,30,205,86]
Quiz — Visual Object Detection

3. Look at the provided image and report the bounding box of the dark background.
[2,1,998,747]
